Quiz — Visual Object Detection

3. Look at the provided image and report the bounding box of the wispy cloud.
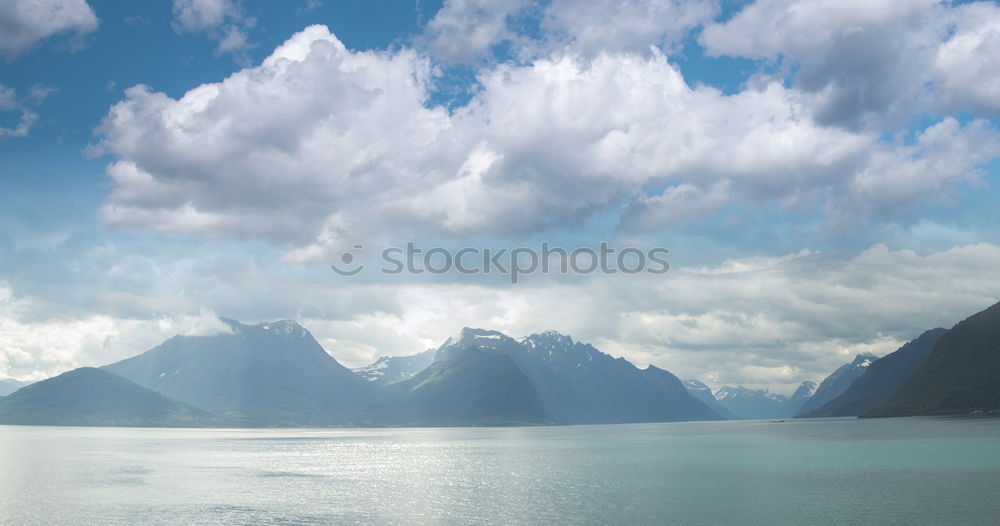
[171,0,255,58]
[0,84,56,140]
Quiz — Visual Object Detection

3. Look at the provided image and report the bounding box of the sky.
[1,0,999,393]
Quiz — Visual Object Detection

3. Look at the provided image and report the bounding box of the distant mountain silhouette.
[683,380,736,419]
[682,380,816,420]
[784,381,817,416]
[0,319,862,428]
[0,378,32,397]
[425,328,721,424]
[352,349,435,385]
[637,366,723,422]
[0,368,219,427]
[794,353,878,416]
[803,329,947,417]
[714,386,788,419]
[104,319,376,426]
[868,303,1000,417]
[384,345,551,426]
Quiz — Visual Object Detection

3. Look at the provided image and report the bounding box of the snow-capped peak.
[519,330,575,349]
[256,320,308,338]
[217,318,309,338]
[714,385,787,402]
[441,327,513,349]
[789,380,817,400]
[852,352,879,369]
[683,379,711,391]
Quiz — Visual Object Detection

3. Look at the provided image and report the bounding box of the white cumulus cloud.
[0,0,97,60]
[92,25,1000,261]
[0,283,233,380]
[700,0,1000,127]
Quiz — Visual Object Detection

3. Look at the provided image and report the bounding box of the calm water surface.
[2,417,999,525]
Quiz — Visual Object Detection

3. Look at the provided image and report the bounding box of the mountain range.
[0,323,719,427]
[801,329,948,418]
[867,303,1000,417]
[682,380,737,419]
[352,349,436,385]
[700,381,816,419]
[712,385,790,419]
[680,352,879,420]
[2,301,998,427]
[382,328,721,425]
[794,353,878,416]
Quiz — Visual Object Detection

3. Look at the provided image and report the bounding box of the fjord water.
[2,418,999,525]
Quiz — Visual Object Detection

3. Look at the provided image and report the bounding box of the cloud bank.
[3,243,999,392]
[93,12,1000,261]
